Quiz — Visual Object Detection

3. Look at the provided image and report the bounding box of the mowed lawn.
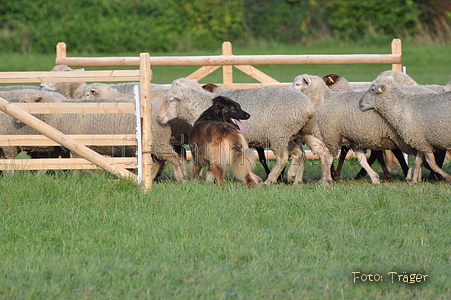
[1,160,451,299]
[1,41,451,298]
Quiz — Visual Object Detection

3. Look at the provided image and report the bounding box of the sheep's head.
[291,75,314,91]
[171,77,202,90]
[359,81,387,111]
[322,74,340,87]
[40,65,84,90]
[84,88,100,99]
[157,88,185,124]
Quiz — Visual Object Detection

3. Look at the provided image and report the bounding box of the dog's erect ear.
[212,96,226,108]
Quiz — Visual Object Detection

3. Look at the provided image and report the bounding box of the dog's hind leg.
[191,163,204,180]
[245,174,254,188]
[210,164,226,186]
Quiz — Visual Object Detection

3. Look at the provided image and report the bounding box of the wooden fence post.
[391,38,402,72]
[56,42,66,59]
[222,42,233,85]
[140,53,153,191]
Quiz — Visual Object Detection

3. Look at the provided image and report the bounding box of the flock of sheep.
[1,64,451,186]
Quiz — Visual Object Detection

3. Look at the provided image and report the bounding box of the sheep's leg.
[256,147,271,176]
[355,150,378,179]
[171,156,188,182]
[407,152,423,184]
[287,146,305,184]
[172,145,189,180]
[249,171,263,185]
[375,151,392,183]
[423,151,451,182]
[264,148,289,185]
[355,149,380,184]
[391,149,409,177]
[303,134,333,184]
[428,150,446,181]
[332,146,350,181]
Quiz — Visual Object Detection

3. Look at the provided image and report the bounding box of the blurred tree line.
[0,0,450,54]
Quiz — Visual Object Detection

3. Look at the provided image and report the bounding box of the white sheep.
[321,73,413,180]
[8,95,189,181]
[171,78,204,89]
[359,76,451,183]
[444,79,451,92]
[82,83,134,99]
[157,85,333,185]
[292,74,417,184]
[378,70,445,92]
[0,90,70,159]
[40,65,87,99]
[109,82,170,94]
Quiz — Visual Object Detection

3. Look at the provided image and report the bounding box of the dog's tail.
[219,133,256,181]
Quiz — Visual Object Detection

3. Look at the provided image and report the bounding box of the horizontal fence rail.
[56,54,402,67]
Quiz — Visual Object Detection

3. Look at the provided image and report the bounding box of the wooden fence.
[0,52,153,190]
[0,39,402,190]
[56,39,402,87]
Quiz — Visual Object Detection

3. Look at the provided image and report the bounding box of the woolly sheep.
[109,82,170,94]
[445,79,451,92]
[10,95,189,181]
[321,74,409,181]
[40,65,87,99]
[373,72,447,180]
[359,76,451,183]
[157,85,333,185]
[82,83,134,99]
[292,74,416,184]
[0,85,42,92]
[171,77,204,89]
[0,90,69,158]
[378,70,445,92]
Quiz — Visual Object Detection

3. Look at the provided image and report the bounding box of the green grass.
[1,39,451,85]
[1,160,451,299]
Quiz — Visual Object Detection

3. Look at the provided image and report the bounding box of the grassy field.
[1,40,451,299]
[1,160,451,299]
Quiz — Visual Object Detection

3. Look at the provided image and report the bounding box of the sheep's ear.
[376,85,385,93]
[172,92,185,101]
[91,89,99,95]
[302,77,311,86]
[34,97,43,102]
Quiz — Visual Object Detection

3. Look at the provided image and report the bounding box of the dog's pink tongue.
[232,118,249,132]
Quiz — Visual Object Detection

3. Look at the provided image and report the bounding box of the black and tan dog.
[188,96,257,188]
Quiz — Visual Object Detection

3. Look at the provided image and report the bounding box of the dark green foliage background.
[0,0,450,54]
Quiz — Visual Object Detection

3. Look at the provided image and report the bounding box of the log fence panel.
[0,39,402,188]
